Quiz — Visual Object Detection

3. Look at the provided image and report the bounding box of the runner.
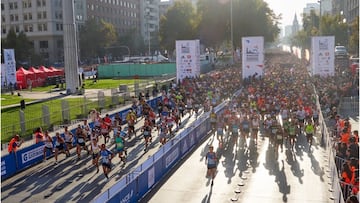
[63,126,73,157]
[250,114,260,145]
[205,146,217,186]
[100,144,114,179]
[115,130,126,166]
[305,120,315,152]
[54,132,66,164]
[90,139,101,173]
[76,125,90,160]
[142,119,153,152]
[43,130,53,161]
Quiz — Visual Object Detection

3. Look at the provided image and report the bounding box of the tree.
[79,19,118,60]
[348,17,359,55]
[320,14,348,46]
[117,28,145,56]
[197,0,228,49]
[1,29,33,65]
[159,0,198,53]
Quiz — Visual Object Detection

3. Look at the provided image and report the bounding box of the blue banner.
[108,179,137,203]
[1,153,17,179]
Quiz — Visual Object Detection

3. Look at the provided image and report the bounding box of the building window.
[2,27,6,34]
[38,12,42,19]
[10,15,14,22]
[1,3,4,11]
[1,15,5,23]
[42,0,46,6]
[15,14,18,21]
[24,24,33,32]
[39,41,48,48]
[37,0,41,7]
[24,14,27,20]
[28,13,32,20]
[42,11,47,19]
[15,25,19,32]
[9,2,13,9]
[14,2,18,9]
[57,40,63,49]
[23,0,32,8]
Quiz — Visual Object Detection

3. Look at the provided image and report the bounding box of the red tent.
[48,66,64,77]
[16,67,35,89]
[28,67,46,87]
[38,66,55,77]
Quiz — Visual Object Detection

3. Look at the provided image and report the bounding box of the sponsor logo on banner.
[21,146,43,164]
[119,190,133,203]
[3,49,17,86]
[182,139,188,154]
[176,40,200,82]
[148,167,155,188]
[1,160,6,176]
[165,147,179,168]
[242,37,264,79]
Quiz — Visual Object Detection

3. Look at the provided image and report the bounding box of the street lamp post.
[230,0,234,65]
[318,0,322,34]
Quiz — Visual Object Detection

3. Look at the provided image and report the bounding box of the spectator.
[8,134,23,153]
[34,127,44,144]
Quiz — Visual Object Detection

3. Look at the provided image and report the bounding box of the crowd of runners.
[7,50,358,201]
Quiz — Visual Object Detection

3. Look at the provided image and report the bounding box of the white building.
[303,3,320,15]
[1,0,86,64]
[140,0,160,55]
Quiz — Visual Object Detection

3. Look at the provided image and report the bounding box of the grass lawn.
[30,78,147,92]
[1,94,34,106]
[1,96,120,142]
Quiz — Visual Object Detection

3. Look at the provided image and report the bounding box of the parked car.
[335,46,348,56]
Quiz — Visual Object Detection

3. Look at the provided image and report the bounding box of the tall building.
[86,0,140,36]
[319,0,332,15]
[344,0,359,23]
[303,3,320,16]
[140,0,160,55]
[1,0,86,64]
[292,13,299,35]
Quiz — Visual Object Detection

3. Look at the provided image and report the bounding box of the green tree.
[349,17,359,55]
[159,0,198,53]
[1,29,33,65]
[117,28,145,56]
[79,19,118,60]
[320,14,348,46]
[197,0,227,49]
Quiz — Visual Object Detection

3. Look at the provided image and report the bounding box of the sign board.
[311,36,335,76]
[176,40,200,82]
[3,49,17,86]
[242,37,264,79]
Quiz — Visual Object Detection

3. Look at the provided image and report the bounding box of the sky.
[263,0,319,26]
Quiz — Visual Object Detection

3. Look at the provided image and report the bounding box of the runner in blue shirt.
[100,144,114,179]
[206,146,217,186]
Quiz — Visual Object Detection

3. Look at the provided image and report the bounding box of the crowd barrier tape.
[1,96,163,180]
[92,98,228,203]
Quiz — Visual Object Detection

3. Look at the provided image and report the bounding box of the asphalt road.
[1,110,199,203]
[143,128,333,203]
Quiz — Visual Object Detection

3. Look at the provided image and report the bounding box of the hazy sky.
[263,0,319,26]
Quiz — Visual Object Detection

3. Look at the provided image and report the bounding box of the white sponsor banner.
[176,40,200,82]
[3,49,17,85]
[21,146,43,164]
[242,37,264,79]
[311,36,335,76]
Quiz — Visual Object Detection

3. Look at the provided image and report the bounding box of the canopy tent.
[48,66,64,77]
[28,67,46,87]
[16,67,35,89]
[38,66,55,77]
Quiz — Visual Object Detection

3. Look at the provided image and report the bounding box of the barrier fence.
[1,76,175,150]
[1,96,163,180]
